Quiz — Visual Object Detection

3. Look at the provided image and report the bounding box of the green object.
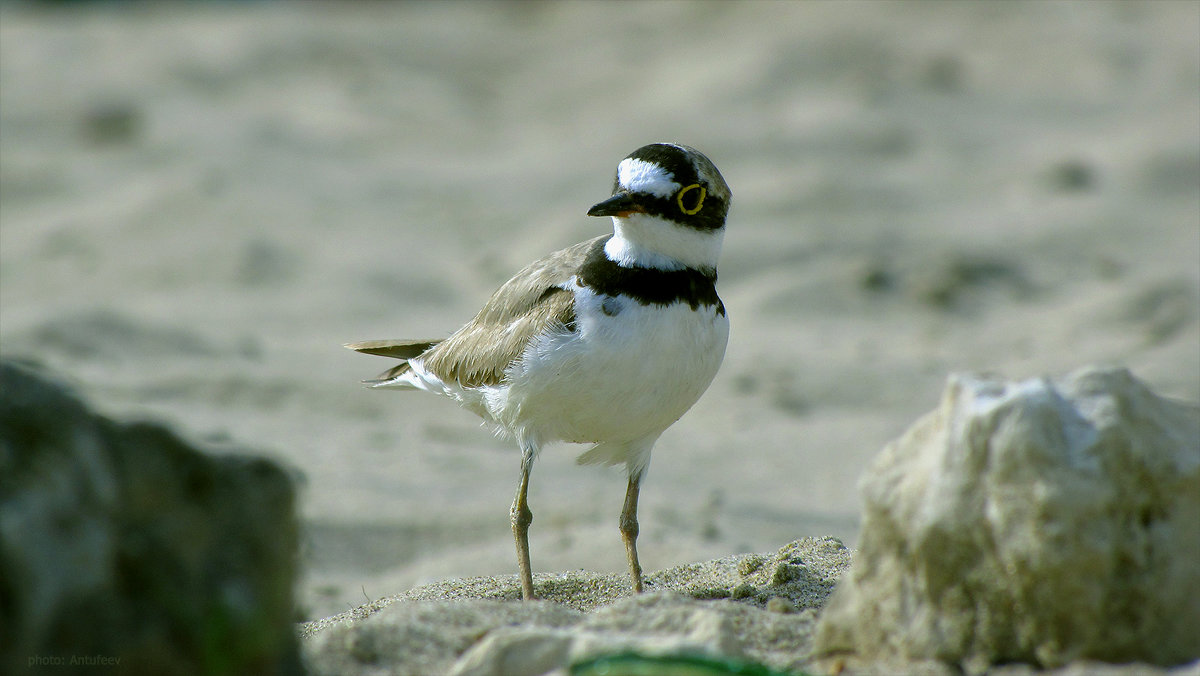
[570,651,809,676]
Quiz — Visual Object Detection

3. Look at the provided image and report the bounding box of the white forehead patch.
[616,158,679,198]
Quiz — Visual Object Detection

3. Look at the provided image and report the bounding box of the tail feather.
[344,339,440,359]
[362,362,418,388]
[345,339,441,389]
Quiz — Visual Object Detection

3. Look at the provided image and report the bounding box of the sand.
[1,1,1197,623]
[299,537,852,676]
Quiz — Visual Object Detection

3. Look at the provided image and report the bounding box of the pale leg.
[619,471,644,594]
[511,446,536,600]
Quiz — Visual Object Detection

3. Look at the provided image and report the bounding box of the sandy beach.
[1,1,1197,622]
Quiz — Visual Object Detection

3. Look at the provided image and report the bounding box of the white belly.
[492,284,729,448]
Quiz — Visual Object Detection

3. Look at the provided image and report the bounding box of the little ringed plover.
[346,142,731,600]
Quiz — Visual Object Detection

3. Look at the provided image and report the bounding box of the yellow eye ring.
[676,183,706,215]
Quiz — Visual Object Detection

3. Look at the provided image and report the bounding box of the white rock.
[815,367,1200,671]
[447,624,719,676]
[449,628,575,676]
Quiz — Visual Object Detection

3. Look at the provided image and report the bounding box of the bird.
[345,143,731,600]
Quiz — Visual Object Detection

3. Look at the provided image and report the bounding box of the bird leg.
[511,448,536,600]
[620,472,644,594]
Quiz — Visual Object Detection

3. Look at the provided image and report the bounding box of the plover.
[346,143,731,600]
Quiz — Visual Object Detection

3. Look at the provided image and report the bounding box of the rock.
[448,593,803,676]
[309,592,819,676]
[815,367,1200,671]
[0,360,301,675]
[304,600,582,676]
[989,661,1200,676]
[449,627,577,676]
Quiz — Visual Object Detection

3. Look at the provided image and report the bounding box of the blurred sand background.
[2,1,1197,621]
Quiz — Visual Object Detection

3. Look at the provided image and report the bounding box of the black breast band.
[578,236,724,315]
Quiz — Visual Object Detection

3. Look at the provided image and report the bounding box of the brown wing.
[349,236,601,389]
[420,236,602,388]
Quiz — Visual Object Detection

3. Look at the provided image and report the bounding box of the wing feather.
[347,236,602,389]
[421,237,601,387]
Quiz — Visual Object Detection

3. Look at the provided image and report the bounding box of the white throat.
[604,214,724,272]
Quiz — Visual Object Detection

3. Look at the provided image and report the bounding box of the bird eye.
[676,184,706,215]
